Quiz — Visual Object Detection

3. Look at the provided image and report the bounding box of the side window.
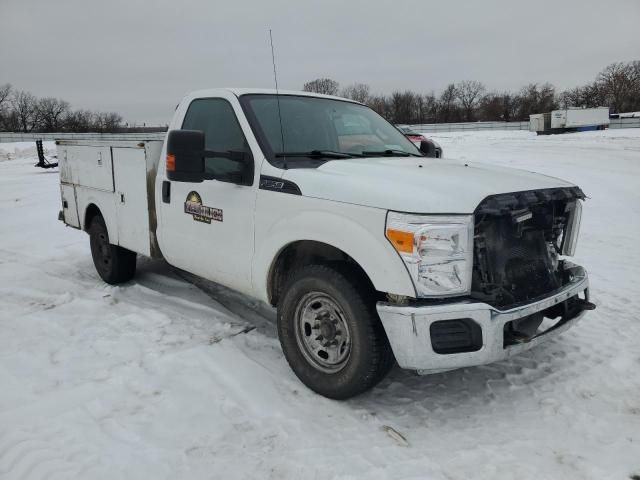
[182,98,252,182]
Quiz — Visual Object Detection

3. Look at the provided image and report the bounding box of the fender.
[251,198,415,303]
[75,186,119,244]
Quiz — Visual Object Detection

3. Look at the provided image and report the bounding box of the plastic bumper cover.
[377,262,590,373]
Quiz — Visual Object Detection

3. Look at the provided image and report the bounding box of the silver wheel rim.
[294,292,352,373]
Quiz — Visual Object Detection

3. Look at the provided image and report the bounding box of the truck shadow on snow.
[135,257,277,337]
[132,258,578,409]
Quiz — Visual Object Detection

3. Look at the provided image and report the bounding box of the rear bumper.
[377,262,590,373]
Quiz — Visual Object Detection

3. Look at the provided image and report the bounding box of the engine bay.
[471,187,585,308]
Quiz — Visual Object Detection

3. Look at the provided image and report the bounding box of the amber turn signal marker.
[386,228,414,254]
[166,154,176,172]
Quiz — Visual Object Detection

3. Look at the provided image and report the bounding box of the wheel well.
[83,204,102,231]
[267,240,377,307]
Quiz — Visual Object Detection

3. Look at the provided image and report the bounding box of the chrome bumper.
[377,263,590,373]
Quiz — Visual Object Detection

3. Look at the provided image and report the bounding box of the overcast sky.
[1,0,638,124]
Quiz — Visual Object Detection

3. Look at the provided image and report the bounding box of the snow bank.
[0,141,56,161]
[1,131,639,479]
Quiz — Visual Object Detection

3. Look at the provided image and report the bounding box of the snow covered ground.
[1,130,639,479]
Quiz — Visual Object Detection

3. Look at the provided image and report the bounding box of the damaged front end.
[472,187,584,307]
[471,187,594,344]
[377,186,594,373]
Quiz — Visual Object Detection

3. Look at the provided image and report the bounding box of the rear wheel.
[88,215,136,284]
[277,264,394,399]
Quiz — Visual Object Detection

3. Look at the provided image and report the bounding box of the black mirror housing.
[419,139,437,158]
[166,129,205,182]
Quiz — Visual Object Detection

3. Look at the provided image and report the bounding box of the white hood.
[282,157,575,213]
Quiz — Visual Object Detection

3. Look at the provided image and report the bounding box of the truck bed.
[57,139,163,257]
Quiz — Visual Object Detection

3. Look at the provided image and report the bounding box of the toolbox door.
[112,147,151,256]
[60,184,80,228]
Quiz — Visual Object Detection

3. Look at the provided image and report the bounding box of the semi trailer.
[530,107,609,134]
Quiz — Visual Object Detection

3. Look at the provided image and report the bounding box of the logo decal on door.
[184,191,223,224]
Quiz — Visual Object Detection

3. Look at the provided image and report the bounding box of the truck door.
[157,97,257,292]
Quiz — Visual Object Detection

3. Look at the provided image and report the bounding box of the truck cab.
[58,88,593,399]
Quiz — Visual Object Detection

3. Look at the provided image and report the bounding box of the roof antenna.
[269,29,287,169]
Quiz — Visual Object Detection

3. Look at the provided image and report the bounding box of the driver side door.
[158,96,257,293]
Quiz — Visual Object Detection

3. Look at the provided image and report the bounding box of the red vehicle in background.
[397,125,443,158]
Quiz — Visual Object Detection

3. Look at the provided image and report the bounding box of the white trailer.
[529,113,546,132]
[550,107,609,130]
[530,107,609,134]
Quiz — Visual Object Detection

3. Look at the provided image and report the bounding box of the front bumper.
[377,262,590,373]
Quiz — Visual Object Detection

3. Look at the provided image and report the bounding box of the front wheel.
[277,264,394,399]
[88,215,137,284]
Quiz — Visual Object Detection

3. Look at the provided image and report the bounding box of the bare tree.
[597,62,639,113]
[478,93,502,121]
[11,90,40,132]
[0,83,11,110]
[0,83,12,129]
[0,84,128,132]
[416,93,437,123]
[457,80,486,121]
[516,83,557,120]
[341,83,370,103]
[62,109,96,132]
[37,97,70,132]
[94,112,123,131]
[390,91,419,123]
[303,78,340,96]
[438,84,458,123]
[366,94,390,118]
[558,87,582,109]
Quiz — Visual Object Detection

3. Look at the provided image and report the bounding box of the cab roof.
[185,88,362,105]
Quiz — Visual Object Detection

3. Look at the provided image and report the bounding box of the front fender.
[252,195,415,303]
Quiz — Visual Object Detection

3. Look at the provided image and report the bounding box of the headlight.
[561,200,582,256]
[385,212,474,297]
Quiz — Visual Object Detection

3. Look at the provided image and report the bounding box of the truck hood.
[282,157,575,213]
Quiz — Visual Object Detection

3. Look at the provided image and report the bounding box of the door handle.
[162,181,171,203]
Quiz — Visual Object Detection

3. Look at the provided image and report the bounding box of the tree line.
[303,60,640,124]
[0,84,124,133]
[2,60,637,132]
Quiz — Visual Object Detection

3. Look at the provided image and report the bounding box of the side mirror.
[419,139,437,158]
[166,130,205,182]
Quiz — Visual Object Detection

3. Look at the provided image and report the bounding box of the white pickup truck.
[57,88,594,399]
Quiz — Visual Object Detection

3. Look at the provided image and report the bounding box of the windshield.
[240,94,422,168]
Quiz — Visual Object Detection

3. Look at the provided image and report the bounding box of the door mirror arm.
[167,129,254,185]
[203,150,253,186]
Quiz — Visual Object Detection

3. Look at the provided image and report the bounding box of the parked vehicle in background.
[396,125,443,157]
[57,88,594,399]
[609,111,640,119]
[530,107,609,135]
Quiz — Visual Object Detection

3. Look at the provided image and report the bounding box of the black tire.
[277,264,394,399]
[88,215,137,284]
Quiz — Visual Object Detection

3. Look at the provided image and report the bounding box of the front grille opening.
[472,187,585,309]
[503,290,590,347]
[430,318,482,354]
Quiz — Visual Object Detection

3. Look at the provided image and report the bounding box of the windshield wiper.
[275,150,361,159]
[361,149,422,157]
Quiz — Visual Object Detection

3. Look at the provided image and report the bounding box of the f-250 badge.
[184,191,223,224]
